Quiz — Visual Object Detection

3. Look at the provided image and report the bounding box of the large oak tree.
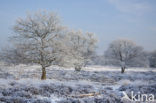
[12,11,66,80]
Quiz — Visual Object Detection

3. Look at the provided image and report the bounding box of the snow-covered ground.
[0,63,156,103]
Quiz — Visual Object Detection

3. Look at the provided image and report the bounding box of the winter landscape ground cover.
[0,63,156,103]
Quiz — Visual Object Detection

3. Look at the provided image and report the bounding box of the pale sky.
[0,0,156,54]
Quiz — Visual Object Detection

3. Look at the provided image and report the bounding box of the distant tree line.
[0,11,155,79]
[148,50,156,68]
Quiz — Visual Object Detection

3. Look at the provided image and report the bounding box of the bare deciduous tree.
[12,11,65,80]
[65,30,97,71]
[104,39,148,73]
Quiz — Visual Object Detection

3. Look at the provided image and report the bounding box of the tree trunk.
[75,65,81,72]
[121,67,125,73]
[41,67,46,80]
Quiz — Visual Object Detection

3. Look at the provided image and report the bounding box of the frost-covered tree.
[148,50,156,68]
[104,39,148,73]
[65,30,97,71]
[11,11,66,80]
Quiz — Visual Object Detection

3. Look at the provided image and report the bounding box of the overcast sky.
[0,0,156,54]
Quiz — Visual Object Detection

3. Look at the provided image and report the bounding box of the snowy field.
[0,63,156,103]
